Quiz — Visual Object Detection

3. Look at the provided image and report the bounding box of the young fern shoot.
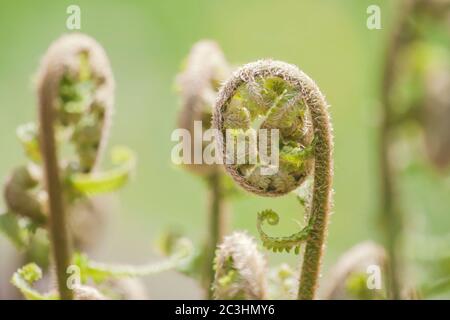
[213,231,268,300]
[213,60,333,299]
[176,40,231,297]
[322,242,387,300]
[4,33,191,300]
[35,33,115,299]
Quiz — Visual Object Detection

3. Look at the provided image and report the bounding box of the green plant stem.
[204,171,227,299]
[378,0,418,300]
[39,91,73,300]
[297,92,333,300]
[379,135,402,300]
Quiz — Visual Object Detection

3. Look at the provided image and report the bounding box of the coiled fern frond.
[36,32,115,173]
[214,59,333,299]
[214,60,315,196]
[176,40,231,175]
[322,242,387,300]
[213,231,268,300]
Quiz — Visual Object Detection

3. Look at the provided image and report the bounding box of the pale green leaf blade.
[73,238,193,284]
[0,212,29,249]
[16,123,41,163]
[69,146,136,196]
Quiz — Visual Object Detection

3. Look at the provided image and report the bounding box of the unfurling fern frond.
[213,231,267,300]
[214,60,316,196]
[175,40,234,298]
[322,242,387,300]
[11,263,57,300]
[257,209,312,254]
[176,40,231,175]
[37,32,115,174]
[213,59,333,299]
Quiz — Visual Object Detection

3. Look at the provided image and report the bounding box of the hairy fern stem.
[38,60,73,301]
[204,171,227,299]
[297,94,333,299]
[35,33,115,299]
[214,60,333,300]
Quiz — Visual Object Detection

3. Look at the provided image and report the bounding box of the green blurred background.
[0,0,448,298]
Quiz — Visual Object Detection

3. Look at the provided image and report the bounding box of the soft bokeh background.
[0,0,448,298]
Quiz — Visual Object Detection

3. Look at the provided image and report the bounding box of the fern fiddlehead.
[35,33,116,299]
[3,166,47,225]
[176,40,231,175]
[213,231,268,300]
[213,60,333,299]
[37,33,115,173]
[322,242,387,300]
[176,40,232,298]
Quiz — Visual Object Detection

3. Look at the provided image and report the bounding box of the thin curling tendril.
[257,209,313,254]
